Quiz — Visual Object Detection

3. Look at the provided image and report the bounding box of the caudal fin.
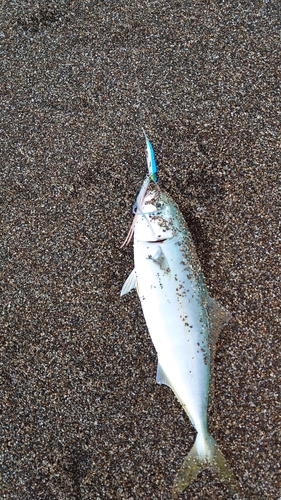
[172,432,242,498]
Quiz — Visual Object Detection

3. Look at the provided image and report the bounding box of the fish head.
[134,188,183,242]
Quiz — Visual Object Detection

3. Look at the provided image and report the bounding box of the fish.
[121,180,242,497]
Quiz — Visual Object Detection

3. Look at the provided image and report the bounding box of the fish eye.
[156,200,164,209]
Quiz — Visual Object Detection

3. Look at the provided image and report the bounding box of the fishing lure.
[143,129,158,182]
[120,132,159,248]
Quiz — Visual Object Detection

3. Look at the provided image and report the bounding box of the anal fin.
[156,362,172,388]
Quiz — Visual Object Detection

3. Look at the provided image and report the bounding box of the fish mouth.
[147,238,168,244]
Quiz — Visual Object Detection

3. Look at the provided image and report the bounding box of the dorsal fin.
[207,295,231,405]
[207,295,231,343]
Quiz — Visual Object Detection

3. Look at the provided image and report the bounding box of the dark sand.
[1,1,280,499]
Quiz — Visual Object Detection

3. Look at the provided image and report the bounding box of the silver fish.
[121,181,241,497]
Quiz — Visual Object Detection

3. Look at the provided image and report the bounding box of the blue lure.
[120,132,159,248]
[143,129,158,182]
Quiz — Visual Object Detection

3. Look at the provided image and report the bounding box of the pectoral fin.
[120,269,137,296]
[148,247,170,273]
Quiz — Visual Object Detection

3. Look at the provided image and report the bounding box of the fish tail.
[172,432,243,498]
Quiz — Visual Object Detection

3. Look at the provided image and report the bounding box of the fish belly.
[134,238,210,434]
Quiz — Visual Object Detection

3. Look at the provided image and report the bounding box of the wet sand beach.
[1,1,280,499]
